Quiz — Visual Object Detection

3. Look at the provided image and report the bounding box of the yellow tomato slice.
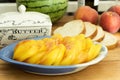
[53,44,66,65]
[40,46,60,65]
[26,51,46,64]
[13,40,38,61]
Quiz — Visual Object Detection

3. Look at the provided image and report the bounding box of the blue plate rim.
[0,36,108,69]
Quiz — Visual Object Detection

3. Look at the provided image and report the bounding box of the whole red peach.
[99,11,120,33]
[74,6,99,24]
[108,5,120,16]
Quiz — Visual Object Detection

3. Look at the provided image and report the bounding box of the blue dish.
[0,36,108,75]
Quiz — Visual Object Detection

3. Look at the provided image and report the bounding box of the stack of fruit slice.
[13,34,102,66]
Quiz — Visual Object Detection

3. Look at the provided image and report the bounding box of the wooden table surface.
[0,15,120,80]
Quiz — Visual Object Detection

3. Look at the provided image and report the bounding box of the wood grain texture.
[0,15,120,80]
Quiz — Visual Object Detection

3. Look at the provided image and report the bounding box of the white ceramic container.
[0,5,52,47]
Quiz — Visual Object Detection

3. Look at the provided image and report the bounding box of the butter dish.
[0,5,52,47]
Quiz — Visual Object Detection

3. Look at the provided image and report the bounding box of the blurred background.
[0,0,119,2]
[0,0,120,13]
[0,0,15,2]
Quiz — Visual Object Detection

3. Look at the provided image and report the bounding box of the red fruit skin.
[74,6,99,25]
[108,5,120,16]
[99,11,120,33]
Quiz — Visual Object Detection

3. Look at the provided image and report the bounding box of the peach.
[74,6,99,24]
[108,5,120,16]
[99,11,120,33]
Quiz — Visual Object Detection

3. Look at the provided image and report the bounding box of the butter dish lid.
[0,5,52,27]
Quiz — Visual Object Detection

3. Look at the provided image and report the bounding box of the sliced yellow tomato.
[74,34,85,40]
[13,33,102,66]
[43,38,57,51]
[85,38,93,50]
[13,40,38,61]
[86,44,101,61]
[26,51,46,64]
[72,51,88,64]
[51,34,63,44]
[53,44,66,65]
[92,44,102,60]
[14,45,39,61]
[60,48,77,65]
[40,46,60,65]
[36,40,46,51]
[60,44,78,65]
